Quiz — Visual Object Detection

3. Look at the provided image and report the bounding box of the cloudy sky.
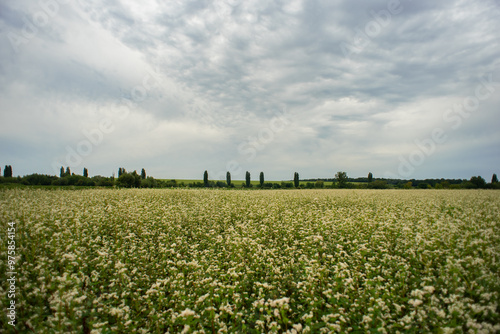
[1,0,499,181]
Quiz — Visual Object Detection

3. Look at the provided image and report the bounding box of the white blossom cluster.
[0,189,499,333]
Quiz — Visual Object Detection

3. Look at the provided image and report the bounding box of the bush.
[0,177,20,184]
[403,182,413,189]
[93,176,114,187]
[368,180,389,189]
[21,174,57,186]
[141,177,158,188]
[117,173,137,188]
[215,181,226,188]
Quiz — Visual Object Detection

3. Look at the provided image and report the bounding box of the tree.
[470,176,486,189]
[335,171,348,188]
[83,168,88,178]
[117,173,135,188]
[203,170,209,187]
[131,170,141,187]
[492,174,498,184]
[403,181,413,189]
[141,168,146,180]
[4,165,12,178]
[118,168,126,177]
[259,172,264,188]
[226,171,231,187]
[368,172,373,183]
[293,172,299,188]
[60,166,65,178]
[245,171,251,188]
[65,167,71,177]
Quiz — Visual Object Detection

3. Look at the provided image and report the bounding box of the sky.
[1,0,499,181]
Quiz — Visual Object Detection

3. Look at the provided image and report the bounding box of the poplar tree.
[294,172,299,188]
[245,171,251,188]
[203,170,209,187]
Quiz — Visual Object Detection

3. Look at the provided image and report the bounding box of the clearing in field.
[0,189,499,333]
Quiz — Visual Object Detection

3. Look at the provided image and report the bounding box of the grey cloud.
[0,0,498,179]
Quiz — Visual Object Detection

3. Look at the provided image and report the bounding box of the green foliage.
[367,180,389,189]
[440,181,450,189]
[116,172,141,188]
[83,168,89,178]
[245,171,251,188]
[259,172,264,188]
[141,168,146,180]
[203,170,209,187]
[335,171,348,188]
[3,165,13,178]
[293,172,299,188]
[492,174,498,184]
[20,174,57,186]
[469,176,486,189]
[215,181,226,188]
[226,172,231,187]
[51,174,95,187]
[92,176,114,187]
[368,172,373,183]
[315,180,324,188]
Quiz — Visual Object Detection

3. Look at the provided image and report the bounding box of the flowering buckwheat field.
[1,189,499,333]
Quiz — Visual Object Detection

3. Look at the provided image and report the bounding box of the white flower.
[196,293,210,304]
[423,286,435,294]
[409,299,423,307]
[180,308,195,317]
[362,315,372,323]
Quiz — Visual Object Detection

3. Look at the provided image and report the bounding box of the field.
[1,189,499,333]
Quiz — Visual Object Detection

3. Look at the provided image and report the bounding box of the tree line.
[198,170,500,190]
[0,164,499,189]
